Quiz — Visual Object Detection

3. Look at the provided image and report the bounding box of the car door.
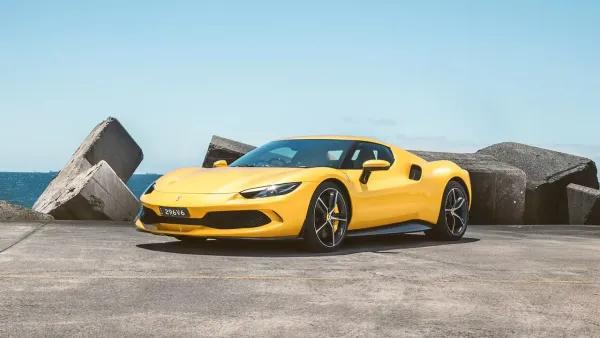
[342,141,421,229]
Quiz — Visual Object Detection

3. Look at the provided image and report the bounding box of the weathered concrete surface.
[412,151,526,225]
[0,222,43,253]
[33,117,143,216]
[478,142,599,224]
[1,221,599,337]
[44,161,140,221]
[567,183,600,225]
[202,135,256,168]
[0,201,53,221]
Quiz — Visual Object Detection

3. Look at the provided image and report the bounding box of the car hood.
[154,166,312,194]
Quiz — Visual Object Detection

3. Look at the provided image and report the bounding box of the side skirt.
[346,221,433,237]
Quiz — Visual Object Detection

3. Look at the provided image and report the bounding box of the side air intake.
[409,164,422,181]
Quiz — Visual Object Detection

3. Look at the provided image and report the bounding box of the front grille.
[139,207,271,229]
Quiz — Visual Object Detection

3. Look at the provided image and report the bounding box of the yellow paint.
[362,159,391,169]
[136,136,472,238]
[212,159,227,167]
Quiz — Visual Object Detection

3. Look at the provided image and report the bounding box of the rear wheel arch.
[425,179,470,241]
[425,161,471,208]
[449,176,470,206]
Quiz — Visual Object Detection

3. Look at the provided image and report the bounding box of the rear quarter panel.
[417,160,472,223]
[378,145,471,225]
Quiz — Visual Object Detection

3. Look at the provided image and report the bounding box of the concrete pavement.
[1,221,599,337]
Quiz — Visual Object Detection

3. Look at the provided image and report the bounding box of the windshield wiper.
[231,164,258,167]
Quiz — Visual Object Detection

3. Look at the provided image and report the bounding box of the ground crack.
[0,220,53,254]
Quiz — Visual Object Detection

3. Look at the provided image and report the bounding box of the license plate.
[159,207,190,218]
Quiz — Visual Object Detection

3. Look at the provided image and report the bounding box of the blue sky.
[0,0,598,173]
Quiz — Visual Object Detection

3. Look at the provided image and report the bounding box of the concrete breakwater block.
[566,184,600,225]
[33,117,143,217]
[46,161,140,221]
[0,201,54,221]
[477,142,599,224]
[202,135,257,168]
[411,151,526,225]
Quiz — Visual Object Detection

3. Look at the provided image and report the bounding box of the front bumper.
[135,181,318,238]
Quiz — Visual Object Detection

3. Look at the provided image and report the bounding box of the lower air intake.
[140,207,271,229]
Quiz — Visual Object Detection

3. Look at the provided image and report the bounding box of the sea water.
[0,172,162,208]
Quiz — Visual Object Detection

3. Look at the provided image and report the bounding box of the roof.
[278,135,387,143]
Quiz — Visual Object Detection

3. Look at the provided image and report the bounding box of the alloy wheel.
[444,188,468,235]
[313,188,348,248]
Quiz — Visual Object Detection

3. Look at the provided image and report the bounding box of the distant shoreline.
[0,171,164,175]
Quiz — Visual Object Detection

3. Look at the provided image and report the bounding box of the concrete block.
[477,142,599,224]
[411,151,526,225]
[566,183,600,225]
[47,161,140,221]
[33,117,143,215]
[0,201,54,221]
[202,135,257,168]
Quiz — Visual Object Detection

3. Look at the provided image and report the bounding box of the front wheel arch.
[299,180,352,251]
[300,178,352,237]
[321,178,353,224]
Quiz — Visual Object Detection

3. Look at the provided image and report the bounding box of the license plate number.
[159,207,190,218]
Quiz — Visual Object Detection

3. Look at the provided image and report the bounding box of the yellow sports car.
[136,136,471,252]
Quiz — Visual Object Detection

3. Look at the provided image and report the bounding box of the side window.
[345,142,395,169]
[327,150,343,160]
[372,145,395,164]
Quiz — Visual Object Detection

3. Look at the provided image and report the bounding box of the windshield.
[229,139,355,168]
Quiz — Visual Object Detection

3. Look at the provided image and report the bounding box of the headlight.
[143,181,156,195]
[240,182,301,199]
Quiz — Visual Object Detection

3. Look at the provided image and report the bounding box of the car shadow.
[136,233,480,257]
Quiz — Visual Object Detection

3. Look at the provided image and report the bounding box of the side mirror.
[213,160,228,168]
[359,159,390,184]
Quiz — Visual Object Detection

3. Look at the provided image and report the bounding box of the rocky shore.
[3,117,599,226]
[0,200,53,222]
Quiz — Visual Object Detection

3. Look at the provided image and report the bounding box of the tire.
[424,180,469,241]
[302,181,350,253]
